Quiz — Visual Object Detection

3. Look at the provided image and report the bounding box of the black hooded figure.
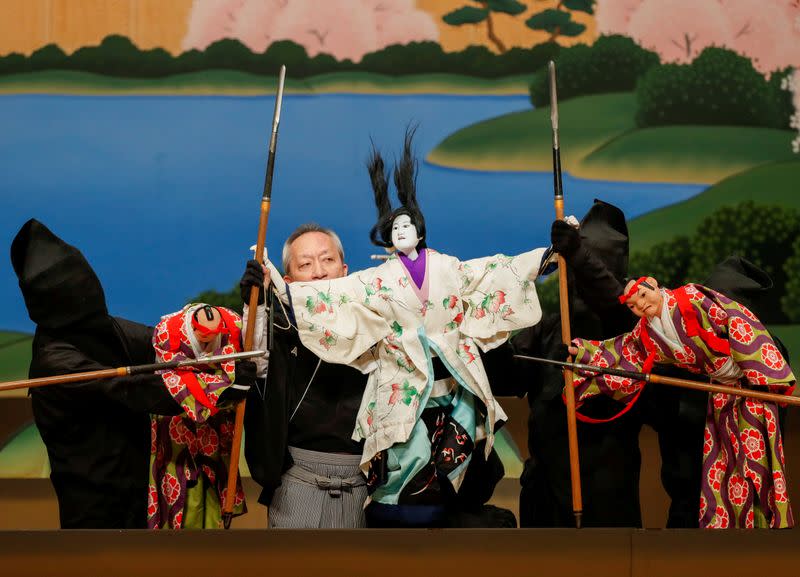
[10,219,179,529]
[484,199,649,527]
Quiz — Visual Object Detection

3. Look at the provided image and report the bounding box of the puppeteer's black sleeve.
[29,318,181,416]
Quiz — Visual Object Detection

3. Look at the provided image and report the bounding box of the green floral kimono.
[272,247,546,505]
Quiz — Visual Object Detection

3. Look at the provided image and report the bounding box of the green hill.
[0,332,32,399]
[428,92,796,183]
[628,160,800,254]
[428,92,636,173]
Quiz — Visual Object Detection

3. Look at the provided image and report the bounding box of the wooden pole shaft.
[0,367,127,392]
[222,200,271,524]
[554,196,583,527]
[649,373,800,406]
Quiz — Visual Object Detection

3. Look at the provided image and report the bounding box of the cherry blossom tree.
[595,0,800,72]
[182,0,439,62]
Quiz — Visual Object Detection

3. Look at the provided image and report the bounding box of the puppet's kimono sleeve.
[284,268,390,371]
[571,325,648,405]
[691,285,796,393]
[152,312,240,423]
[459,247,546,352]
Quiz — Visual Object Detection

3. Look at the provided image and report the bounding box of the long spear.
[549,60,583,528]
[0,350,266,393]
[222,65,287,528]
[515,354,800,407]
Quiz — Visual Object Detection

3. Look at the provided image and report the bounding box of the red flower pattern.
[672,346,696,365]
[168,418,193,446]
[760,343,785,371]
[745,510,754,529]
[744,369,769,386]
[773,471,788,503]
[740,428,765,461]
[172,510,183,529]
[147,486,158,519]
[699,495,707,517]
[727,473,749,507]
[444,295,458,309]
[198,426,219,457]
[622,345,641,365]
[707,460,725,492]
[604,374,639,395]
[739,305,758,322]
[743,462,763,493]
[161,472,180,506]
[712,393,729,411]
[703,428,713,457]
[729,317,755,345]
[744,399,764,417]
[710,506,730,529]
[707,303,727,327]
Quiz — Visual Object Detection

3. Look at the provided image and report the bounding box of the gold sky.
[0,0,596,56]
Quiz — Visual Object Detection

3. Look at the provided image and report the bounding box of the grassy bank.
[628,160,800,253]
[428,92,796,183]
[0,70,532,96]
[428,92,636,173]
[0,332,32,399]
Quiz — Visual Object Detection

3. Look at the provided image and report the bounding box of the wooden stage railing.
[1,528,799,577]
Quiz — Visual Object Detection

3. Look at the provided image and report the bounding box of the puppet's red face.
[624,277,663,319]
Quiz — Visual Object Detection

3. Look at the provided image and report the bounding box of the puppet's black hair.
[367,124,427,249]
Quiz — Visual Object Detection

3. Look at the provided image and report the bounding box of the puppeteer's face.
[285,231,348,283]
[391,214,420,255]
[624,277,664,319]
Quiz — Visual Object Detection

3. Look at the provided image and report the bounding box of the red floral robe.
[147,304,246,529]
[572,284,795,528]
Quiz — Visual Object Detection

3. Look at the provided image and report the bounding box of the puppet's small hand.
[240,259,267,305]
[551,219,581,259]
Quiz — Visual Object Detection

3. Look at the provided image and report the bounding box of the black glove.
[234,360,257,388]
[550,219,581,259]
[220,360,258,403]
[240,259,265,305]
[553,342,571,362]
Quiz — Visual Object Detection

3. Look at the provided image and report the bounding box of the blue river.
[0,94,704,332]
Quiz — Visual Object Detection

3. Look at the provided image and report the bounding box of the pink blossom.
[182,0,439,62]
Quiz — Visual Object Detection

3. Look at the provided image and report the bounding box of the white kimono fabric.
[277,248,545,487]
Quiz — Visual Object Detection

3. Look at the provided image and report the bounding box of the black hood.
[579,198,629,284]
[10,219,108,329]
[703,255,772,315]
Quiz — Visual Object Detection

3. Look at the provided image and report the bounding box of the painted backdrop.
[0,2,798,523]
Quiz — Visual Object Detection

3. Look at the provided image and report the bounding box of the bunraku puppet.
[148,303,255,529]
[266,127,548,525]
[569,277,795,528]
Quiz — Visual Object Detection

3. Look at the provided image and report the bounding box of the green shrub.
[529,35,659,107]
[635,47,779,128]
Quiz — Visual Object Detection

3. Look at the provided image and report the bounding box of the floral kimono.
[147,304,246,529]
[276,247,546,506]
[572,284,795,528]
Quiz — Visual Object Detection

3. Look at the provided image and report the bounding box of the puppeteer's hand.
[554,343,579,360]
[551,219,581,259]
[220,360,258,403]
[240,260,270,305]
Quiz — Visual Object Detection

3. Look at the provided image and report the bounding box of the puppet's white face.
[391,214,420,255]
